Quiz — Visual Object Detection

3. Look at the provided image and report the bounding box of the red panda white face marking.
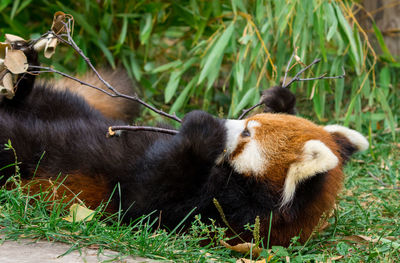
[223,119,266,175]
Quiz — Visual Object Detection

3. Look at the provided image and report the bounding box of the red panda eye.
[241,128,250,137]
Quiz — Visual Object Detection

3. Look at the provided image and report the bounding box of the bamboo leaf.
[96,41,116,69]
[117,16,128,47]
[198,22,234,85]
[372,22,394,62]
[325,4,338,41]
[10,0,19,19]
[234,61,244,91]
[376,89,396,139]
[233,87,257,116]
[165,71,182,103]
[344,94,358,126]
[140,13,153,45]
[151,60,182,74]
[334,4,360,74]
[169,76,198,114]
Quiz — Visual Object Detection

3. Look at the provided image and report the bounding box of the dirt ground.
[0,237,163,263]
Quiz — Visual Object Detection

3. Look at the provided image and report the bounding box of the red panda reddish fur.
[37,70,140,122]
[0,43,368,246]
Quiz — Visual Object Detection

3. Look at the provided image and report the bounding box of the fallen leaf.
[5,34,26,43]
[63,203,95,222]
[220,240,263,258]
[236,259,266,263]
[327,255,344,262]
[343,235,400,249]
[4,49,28,74]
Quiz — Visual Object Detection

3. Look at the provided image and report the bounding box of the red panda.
[0,41,368,246]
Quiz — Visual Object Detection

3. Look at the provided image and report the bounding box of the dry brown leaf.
[343,234,378,243]
[63,203,95,222]
[236,259,266,263]
[0,43,11,71]
[220,240,263,258]
[327,255,344,262]
[343,235,400,249]
[4,49,28,74]
[5,34,26,43]
[44,37,58,59]
[51,11,67,34]
[0,72,15,99]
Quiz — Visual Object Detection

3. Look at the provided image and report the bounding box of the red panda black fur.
[0,42,368,246]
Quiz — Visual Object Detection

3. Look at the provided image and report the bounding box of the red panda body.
[0,43,368,246]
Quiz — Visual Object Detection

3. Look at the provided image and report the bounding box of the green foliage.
[0,0,398,134]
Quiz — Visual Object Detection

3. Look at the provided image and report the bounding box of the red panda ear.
[324,125,369,162]
[281,139,339,207]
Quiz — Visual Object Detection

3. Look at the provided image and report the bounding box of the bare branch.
[282,51,295,87]
[297,66,346,81]
[283,58,321,88]
[41,18,182,123]
[238,102,263,120]
[108,126,178,137]
[29,65,182,123]
[283,59,346,88]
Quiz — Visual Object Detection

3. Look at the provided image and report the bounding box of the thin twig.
[282,51,295,87]
[283,58,321,88]
[108,126,178,136]
[297,66,346,81]
[29,67,114,96]
[283,59,346,88]
[29,66,182,123]
[47,19,182,123]
[238,102,263,120]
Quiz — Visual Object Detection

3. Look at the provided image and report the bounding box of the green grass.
[1,132,399,262]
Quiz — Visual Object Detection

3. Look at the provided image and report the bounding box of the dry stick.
[108,126,178,136]
[51,19,182,124]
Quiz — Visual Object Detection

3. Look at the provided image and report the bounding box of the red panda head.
[220,113,368,244]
